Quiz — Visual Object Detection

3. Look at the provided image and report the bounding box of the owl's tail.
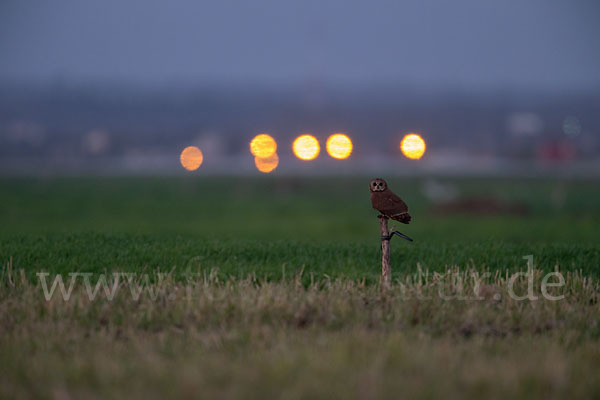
[390,212,411,224]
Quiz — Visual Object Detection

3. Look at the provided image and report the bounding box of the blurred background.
[1,0,599,176]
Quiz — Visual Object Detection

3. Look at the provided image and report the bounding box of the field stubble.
[1,265,600,399]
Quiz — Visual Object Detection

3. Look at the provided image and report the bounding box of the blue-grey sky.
[1,0,598,89]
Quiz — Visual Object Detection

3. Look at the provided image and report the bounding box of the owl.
[370,178,412,224]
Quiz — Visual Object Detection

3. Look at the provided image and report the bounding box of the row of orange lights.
[181,133,426,173]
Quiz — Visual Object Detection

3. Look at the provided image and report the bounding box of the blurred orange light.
[179,146,204,171]
[326,133,353,159]
[255,153,279,173]
[250,134,277,158]
[293,135,320,161]
[400,133,426,160]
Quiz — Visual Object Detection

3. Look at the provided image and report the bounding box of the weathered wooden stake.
[378,215,392,290]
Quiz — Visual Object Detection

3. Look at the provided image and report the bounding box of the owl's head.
[369,178,387,192]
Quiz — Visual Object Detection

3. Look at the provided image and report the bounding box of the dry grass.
[1,266,600,399]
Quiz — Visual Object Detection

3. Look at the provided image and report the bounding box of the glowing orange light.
[180,146,204,171]
[400,133,426,160]
[326,133,353,159]
[250,134,277,158]
[293,134,320,161]
[254,153,279,173]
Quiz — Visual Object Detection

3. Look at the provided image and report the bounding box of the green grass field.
[1,176,599,399]
[1,176,599,280]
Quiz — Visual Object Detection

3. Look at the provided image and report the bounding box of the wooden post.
[378,215,391,290]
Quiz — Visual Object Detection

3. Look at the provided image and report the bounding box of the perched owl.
[370,178,412,224]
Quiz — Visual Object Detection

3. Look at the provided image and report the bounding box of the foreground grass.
[1,267,599,399]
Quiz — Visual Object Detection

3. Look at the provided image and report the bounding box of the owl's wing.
[381,190,409,213]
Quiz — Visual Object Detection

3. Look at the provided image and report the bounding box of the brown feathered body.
[369,178,412,224]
